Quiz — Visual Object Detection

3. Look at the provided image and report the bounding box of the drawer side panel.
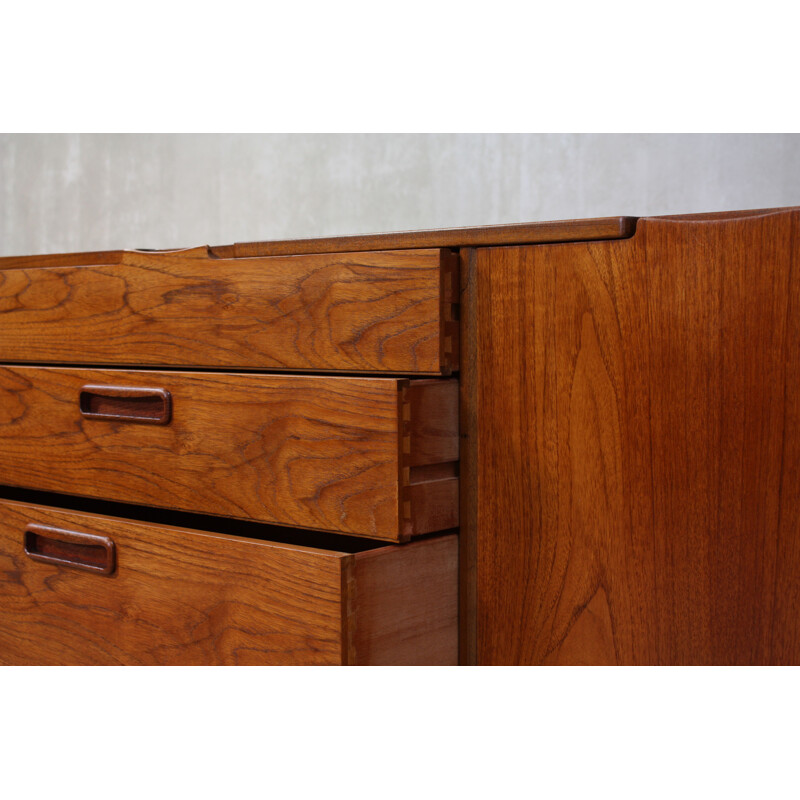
[349,534,458,665]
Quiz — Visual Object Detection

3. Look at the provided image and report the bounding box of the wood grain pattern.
[0,498,346,665]
[0,498,458,665]
[0,248,457,374]
[351,535,458,665]
[475,206,800,665]
[408,477,459,534]
[0,367,458,541]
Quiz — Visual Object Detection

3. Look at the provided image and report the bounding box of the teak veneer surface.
[474,206,800,665]
[0,368,458,541]
[0,248,458,374]
[0,499,457,665]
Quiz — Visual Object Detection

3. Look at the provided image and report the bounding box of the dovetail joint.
[441,251,461,373]
[399,383,413,540]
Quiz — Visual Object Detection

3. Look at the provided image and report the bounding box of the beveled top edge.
[0,216,636,268]
[2,207,798,268]
[229,216,637,257]
[0,249,127,270]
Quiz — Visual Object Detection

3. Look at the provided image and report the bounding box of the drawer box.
[0,367,458,541]
[0,247,459,374]
[0,498,457,665]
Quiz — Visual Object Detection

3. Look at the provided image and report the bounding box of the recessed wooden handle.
[24,523,116,576]
[79,385,172,424]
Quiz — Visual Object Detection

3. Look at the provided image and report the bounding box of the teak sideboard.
[1,206,799,665]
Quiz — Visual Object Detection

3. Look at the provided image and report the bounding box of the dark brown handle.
[79,385,172,424]
[24,523,116,576]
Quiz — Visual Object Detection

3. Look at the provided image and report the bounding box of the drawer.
[0,367,458,541]
[0,247,459,374]
[0,498,457,665]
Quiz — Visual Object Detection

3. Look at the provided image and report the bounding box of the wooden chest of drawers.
[0,238,468,665]
[3,208,800,665]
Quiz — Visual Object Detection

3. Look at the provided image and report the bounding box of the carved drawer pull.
[24,523,116,576]
[79,385,172,425]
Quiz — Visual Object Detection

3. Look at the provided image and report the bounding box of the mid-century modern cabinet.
[1,206,798,664]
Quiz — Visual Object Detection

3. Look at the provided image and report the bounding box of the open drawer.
[0,497,457,665]
[0,247,459,374]
[0,367,458,541]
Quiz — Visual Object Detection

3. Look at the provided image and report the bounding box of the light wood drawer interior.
[0,497,457,666]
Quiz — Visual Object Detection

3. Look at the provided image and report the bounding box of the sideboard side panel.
[476,208,800,664]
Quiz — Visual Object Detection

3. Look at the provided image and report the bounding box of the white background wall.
[2,133,799,256]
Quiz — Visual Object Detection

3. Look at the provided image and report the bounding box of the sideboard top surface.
[1,207,798,268]
[0,216,635,268]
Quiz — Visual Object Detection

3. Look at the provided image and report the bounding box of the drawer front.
[0,499,458,665]
[0,367,458,540]
[0,248,459,374]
